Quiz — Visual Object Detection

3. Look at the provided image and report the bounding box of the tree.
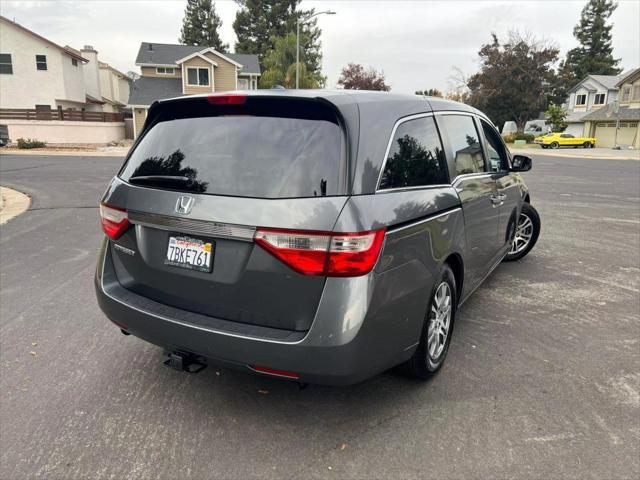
[337,63,391,91]
[559,0,622,88]
[233,1,323,77]
[545,104,568,132]
[260,33,323,89]
[179,0,228,51]
[415,88,443,97]
[466,32,559,131]
[445,91,469,103]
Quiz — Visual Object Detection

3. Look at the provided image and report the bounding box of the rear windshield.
[120,101,343,199]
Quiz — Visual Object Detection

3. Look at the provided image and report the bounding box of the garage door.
[595,122,639,148]
[595,122,617,148]
[564,123,585,136]
[617,123,639,147]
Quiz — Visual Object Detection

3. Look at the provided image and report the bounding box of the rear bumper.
[95,240,424,385]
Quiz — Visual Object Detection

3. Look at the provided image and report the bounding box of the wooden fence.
[0,108,124,123]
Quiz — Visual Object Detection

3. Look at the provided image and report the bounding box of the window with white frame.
[594,93,605,105]
[575,94,587,106]
[632,85,640,101]
[187,67,210,86]
[237,78,249,90]
[621,86,631,102]
[156,67,175,75]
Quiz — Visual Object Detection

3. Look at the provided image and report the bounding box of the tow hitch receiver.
[164,352,207,374]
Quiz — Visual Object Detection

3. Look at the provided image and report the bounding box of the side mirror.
[511,154,532,172]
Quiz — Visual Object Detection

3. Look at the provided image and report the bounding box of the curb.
[0,186,31,225]
[0,149,128,157]
[509,148,640,161]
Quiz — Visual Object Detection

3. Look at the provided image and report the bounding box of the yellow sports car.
[534,132,596,149]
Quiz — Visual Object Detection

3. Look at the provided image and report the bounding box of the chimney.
[148,43,153,52]
[81,45,98,53]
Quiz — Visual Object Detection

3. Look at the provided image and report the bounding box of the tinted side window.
[379,116,448,190]
[480,120,509,172]
[438,115,484,176]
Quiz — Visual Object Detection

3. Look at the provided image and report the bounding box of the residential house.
[0,15,89,111]
[128,42,261,137]
[564,70,639,147]
[0,16,132,143]
[581,68,640,149]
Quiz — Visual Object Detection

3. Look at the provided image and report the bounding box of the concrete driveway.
[1,153,638,479]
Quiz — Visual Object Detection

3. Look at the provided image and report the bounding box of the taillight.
[254,228,386,277]
[100,203,130,239]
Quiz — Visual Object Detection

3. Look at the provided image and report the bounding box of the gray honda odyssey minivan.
[95,90,540,385]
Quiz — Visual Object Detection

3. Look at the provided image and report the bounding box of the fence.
[0,108,124,123]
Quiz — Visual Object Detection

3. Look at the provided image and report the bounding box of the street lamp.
[296,10,336,89]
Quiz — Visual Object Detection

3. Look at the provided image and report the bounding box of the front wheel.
[550,141,559,149]
[504,203,541,261]
[400,266,457,379]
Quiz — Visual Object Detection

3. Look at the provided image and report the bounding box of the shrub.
[502,132,535,144]
[16,138,46,149]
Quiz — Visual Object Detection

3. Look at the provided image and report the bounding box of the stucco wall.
[81,49,101,100]
[0,18,85,108]
[4,119,125,144]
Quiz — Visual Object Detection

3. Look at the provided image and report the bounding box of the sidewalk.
[0,186,31,224]
[0,146,129,157]
[508,144,639,161]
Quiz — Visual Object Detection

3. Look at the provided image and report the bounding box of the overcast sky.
[1,0,639,93]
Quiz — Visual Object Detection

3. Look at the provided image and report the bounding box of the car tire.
[504,203,540,262]
[583,141,592,148]
[400,265,457,379]
[550,141,559,149]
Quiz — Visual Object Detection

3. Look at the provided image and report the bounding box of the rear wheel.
[401,266,457,379]
[550,141,559,149]
[504,203,540,261]
[583,141,592,148]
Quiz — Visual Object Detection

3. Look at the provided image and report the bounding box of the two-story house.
[128,42,261,137]
[0,16,131,114]
[0,16,89,111]
[581,68,640,149]
[564,69,640,148]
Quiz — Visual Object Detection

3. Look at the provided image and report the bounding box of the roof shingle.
[128,76,183,106]
[135,42,260,75]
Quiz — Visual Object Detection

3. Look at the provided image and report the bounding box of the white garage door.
[595,122,617,148]
[617,123,639,147]
[564,123,585,136]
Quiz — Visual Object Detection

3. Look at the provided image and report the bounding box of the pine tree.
[180,0,228,51]
[233,0,323,76]
[560,0,622,86]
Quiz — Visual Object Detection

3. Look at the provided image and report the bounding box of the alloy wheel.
[427,282,452,360]
[509,212,533,255]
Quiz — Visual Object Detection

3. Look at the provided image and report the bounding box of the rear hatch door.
[105,95,351,332]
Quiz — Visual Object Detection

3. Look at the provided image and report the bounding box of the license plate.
[164,234,213,273]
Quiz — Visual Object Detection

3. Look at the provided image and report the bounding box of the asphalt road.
[1,153,638,479]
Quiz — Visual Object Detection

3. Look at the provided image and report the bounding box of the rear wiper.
[128,175,193,186]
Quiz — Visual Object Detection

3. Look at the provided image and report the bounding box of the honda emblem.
[175,195,194,215]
